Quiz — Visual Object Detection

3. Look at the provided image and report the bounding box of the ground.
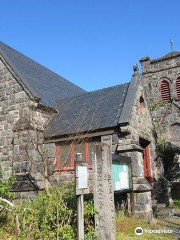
[116,213,180,240]
[116,190,180,240]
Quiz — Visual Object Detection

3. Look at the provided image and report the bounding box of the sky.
[0,0,180,92]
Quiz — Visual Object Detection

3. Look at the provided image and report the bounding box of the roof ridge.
[86,82,129,94]
[56,82,130,104]
[0,40,85,91]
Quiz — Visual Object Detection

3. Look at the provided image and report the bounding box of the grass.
[172,190,180,209]
[115,188,180,239]
[0,213,16,240]
[116,211,176,240]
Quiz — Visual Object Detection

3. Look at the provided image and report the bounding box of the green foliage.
[149,101,169,111]
[13,183,98,239]
[156,137,174,175]
[172,191,180,209]
[0,166,15,199]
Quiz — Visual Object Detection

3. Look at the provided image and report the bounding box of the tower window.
[140,97,147,113]
[161,80,171,102]
[176,77,180,100]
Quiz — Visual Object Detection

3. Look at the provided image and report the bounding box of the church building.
[0,41,176,222]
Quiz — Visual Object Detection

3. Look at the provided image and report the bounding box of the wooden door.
[143,145,152,185]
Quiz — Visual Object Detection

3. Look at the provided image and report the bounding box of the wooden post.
[77,194,84,240]
[75,153,89,240]
[93,135,116,240]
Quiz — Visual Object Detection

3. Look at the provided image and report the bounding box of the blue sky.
[0,0,180,91]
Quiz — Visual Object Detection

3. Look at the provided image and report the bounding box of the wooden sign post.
[75,153,89,240]
[92,136,116,240]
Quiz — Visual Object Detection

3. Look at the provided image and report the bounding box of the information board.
[112,156,132,191]
[77,166,88,189]
[75,154,89,195]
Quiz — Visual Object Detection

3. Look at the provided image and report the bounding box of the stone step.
[156,207,175,219]
[152,200,158,206]
[152,203,166,211]
[172,210,180,217]
[156,203,166,209]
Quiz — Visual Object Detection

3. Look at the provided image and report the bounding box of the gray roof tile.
[0,41,85,108]
[45,83,129,138]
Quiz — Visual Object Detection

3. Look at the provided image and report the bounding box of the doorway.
[139,139,152,185]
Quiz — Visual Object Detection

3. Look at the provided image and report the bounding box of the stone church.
[0,41,178,222]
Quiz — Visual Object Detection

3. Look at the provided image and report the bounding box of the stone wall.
[0,58,56,195]
[0,58,32,177]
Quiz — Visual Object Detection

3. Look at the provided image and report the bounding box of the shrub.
[0,166,15,199]
[14,183,97,239]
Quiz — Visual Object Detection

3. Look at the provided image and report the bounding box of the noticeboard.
[77,166,88,189]
[112,155,132,192]
[75,153,89,195]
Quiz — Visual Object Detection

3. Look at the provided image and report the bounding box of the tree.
[13,100,99,195]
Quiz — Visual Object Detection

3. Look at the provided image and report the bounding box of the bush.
[14,183,97,239]
[0,166,15,199]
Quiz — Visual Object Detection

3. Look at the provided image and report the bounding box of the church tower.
[140,51,180,184]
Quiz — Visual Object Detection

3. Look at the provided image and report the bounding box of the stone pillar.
[93,135,116,240]
[130,151,153,221]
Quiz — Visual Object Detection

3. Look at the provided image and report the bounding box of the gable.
[129,83,154,142]
[0,41,86,108]
[119,72,141,125]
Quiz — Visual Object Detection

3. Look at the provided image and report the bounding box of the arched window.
[176,77,180,99]
[161,80,171,102]
[140,97,147,113]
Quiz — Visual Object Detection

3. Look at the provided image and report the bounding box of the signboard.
[75,153,89,195]
[77,166,88,189]
[112,155,132,192]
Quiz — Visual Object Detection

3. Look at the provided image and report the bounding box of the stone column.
[130,151,153,222]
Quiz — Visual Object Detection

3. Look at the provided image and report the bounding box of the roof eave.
[44,126,119,143]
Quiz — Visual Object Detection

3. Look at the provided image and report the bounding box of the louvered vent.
[176,77,180,99]
[161,80,171,102]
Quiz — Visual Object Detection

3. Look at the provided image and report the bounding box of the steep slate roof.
[45,83,129,138]
[0,41,85,108]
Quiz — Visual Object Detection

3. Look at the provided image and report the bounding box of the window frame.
[140,96,147,113]
[160,80,171,102]
[55,142,92,171]
[176,76,180,100]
